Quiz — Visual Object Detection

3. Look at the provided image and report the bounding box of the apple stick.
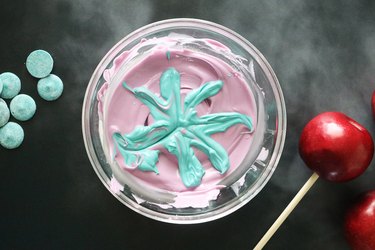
[254,172,319,250]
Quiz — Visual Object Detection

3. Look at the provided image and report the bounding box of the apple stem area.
[254,172,320,250]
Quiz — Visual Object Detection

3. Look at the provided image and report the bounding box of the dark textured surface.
[0,1,374,249]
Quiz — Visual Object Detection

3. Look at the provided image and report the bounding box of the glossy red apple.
[299,112,374,182]
[372,91,375,119]
[345,190,375,250]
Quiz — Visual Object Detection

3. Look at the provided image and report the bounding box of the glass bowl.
[82,18,286,224]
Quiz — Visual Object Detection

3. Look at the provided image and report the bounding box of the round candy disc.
[10,94,36,121]
[26,50,54,78]
[0,122,24,149]
[299,112,374,182]
[0,99,10,127]
[37,74,63,101]
[0,72,21,99]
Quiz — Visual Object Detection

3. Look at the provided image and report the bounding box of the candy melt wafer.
[0,122,24,149]
[0,99,10,127]
[10,94,36,121]
[26,50,54,78]
[0,72,21,99]
[37,74,63,101]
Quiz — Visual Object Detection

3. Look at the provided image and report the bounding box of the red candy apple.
[372,91,375,119]
[345,190,375,250]
[299,112,374,182]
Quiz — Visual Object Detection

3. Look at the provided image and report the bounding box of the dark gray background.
[1,0,374,249]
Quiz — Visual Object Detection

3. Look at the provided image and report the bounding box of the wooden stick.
[253,172,319,250]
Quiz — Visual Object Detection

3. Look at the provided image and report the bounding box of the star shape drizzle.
[113,67,254,188]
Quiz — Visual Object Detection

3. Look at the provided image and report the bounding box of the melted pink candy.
[98,36,257,205]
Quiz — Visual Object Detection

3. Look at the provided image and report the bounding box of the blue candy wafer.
[0,80,3,95]
[37,74,63,101]
[26,50,54,78]
[0,72,21,99]
[0,99,10,127]
[10,94,36,121]
[0,122,24,149]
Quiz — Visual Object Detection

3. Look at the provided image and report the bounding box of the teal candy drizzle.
[113,68,254,188]
[166,51,171,61]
